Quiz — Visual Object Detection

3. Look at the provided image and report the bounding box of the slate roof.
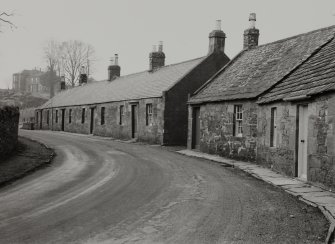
[258,33,335,104]
[40,57,205,109]
[189,25,335,104]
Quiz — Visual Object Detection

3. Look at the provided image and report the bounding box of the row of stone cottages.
[35,20,230,145]
[36,14,335,189]
[188,15,335,189]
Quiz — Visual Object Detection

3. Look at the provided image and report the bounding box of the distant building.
[13,69,44,93]
[12,69,60,99]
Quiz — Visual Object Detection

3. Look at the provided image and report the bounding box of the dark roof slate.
[190,26,335,104]
[40,57,206,109]
[258,34,335,103]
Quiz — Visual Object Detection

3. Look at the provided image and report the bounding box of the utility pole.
[87,59,90,79]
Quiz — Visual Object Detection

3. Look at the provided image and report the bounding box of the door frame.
[61,109,65,131]
[90,107,95,134]
[191,106,201,149]
[40,110,43,129]
[131,104,139,138]
[295,104,309,180]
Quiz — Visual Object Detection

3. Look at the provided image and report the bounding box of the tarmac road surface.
[0,130,328,244]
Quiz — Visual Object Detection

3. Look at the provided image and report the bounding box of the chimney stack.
[79,65,88,85]
[243,13,259,49]
[149,41,165,71]
[208,20,226,54]
[108,54,121,81]
[60,75,66,90]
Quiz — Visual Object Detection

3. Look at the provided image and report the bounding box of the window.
[270,107,277,147]
[55,110,58,123]
[47,110,49,125]
[233,105,243,137]
[82,108,85,123]
[146,104,153,126]
[119,105,124,125]
[101,107,105,125]
[69,109,72,123]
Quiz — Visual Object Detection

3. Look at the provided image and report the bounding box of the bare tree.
[61,40,95,87]
[43,40,62,97]
[0,11,16,31]
[44,40,61,73]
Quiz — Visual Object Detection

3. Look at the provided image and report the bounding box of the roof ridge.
[254,25,335,49]
[100,56,206,82]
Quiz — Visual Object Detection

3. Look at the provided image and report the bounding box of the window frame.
[82,108,85,124]
[146,103,153,126]
[270,107,277,147]
[119,105,124,125]
[47,110,49,125]
[101,107,105,125]
[69,109,72,124]
[55,110,58,123]
[233,105,243,137]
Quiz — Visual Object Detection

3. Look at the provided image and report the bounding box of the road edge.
[0,136,55,189]
[176,149,335,244]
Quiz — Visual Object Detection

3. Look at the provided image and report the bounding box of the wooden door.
[90,108,95,134]
[297,105,308,180]
[61,109,65,131]
[40,110,43,129]
[192,107,201,150]
[131,105,138,138]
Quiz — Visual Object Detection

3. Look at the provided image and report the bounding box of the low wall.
[0,106,20,157]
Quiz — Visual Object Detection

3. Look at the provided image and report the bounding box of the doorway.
[192,107,201,150]
[90,107,95,134]
[131,104,138,138]
[297,105,308,180]
[61,109,65,131]
[39,111,42,129]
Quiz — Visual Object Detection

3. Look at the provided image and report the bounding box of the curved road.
[0,130,327,244]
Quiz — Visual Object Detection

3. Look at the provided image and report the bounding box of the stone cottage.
[35,22,230,145]
[187,12,335,187]
[257,29,335,189]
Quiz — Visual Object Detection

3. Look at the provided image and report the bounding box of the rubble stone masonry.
[0,106,19,157]
[36,97,164,144]
[189,101,258,161]
[257,102,297,176]
[257,94,335,190]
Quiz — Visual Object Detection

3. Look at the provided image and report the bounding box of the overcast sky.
[0,0,335,89]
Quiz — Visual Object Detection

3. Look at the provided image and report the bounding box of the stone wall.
[0,106,19,157]
[257,94,335,190]
[257,102,297,176]
[188,100,258,161]
[36,97,164,144]
[308,94,335,190]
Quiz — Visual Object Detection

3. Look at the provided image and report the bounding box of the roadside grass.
[0,136,54,187]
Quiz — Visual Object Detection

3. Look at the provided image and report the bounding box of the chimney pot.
[152,45,157,52]
[215,20,222,31]
[249,13,256,29]
[80,65,86,74]
[158,41,163,52]
[114,54,119,65]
